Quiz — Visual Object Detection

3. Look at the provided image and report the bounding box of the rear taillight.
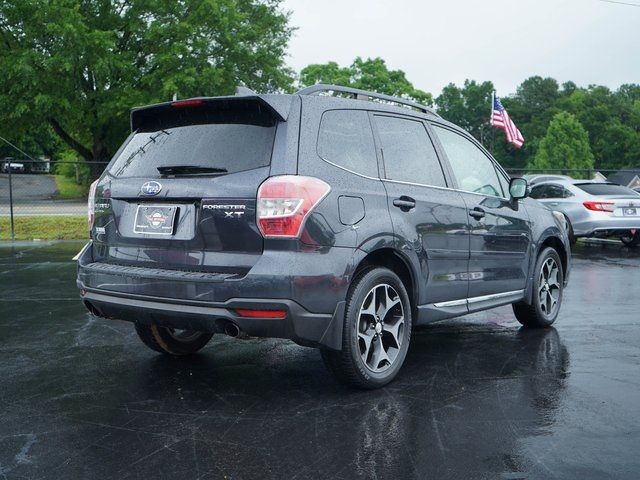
[88,179,99,232]
[583,200,615,212]
[257,175,330,238]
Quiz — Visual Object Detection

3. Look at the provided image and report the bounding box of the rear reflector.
[257,175,330,238]
[583,201,615,212]
[171,99,205,108]
[234,308,287,319]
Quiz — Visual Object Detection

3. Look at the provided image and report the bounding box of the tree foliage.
[529,112,594,172]
[436,76,640,172]
[299,57,432,106]
[0,0,293,168]
[435,80,494,145]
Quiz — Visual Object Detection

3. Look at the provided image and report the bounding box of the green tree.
[529,112,594,173]
[299,57,432,106]
[435,80,494,144]
[0,0,293,173]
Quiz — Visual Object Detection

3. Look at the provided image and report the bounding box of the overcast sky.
[281,0,640,97]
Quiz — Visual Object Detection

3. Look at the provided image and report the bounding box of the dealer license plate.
[134,205,178,235]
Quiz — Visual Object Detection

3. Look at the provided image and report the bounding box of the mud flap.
[317,301,346,351]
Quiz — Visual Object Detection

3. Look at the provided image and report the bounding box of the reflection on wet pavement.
[0,240,639,479]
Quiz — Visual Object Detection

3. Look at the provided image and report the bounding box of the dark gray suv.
[77,85,571,388]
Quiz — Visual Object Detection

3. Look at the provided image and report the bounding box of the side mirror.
[509,177,528,200]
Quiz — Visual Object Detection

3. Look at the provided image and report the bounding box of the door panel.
[384,182,470,305]
[430,123,532,299]
[459,193,532,298]
[372,114,470,307]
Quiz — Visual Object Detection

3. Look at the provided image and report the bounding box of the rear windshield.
[574,183,640,197]
[109,109,276,178]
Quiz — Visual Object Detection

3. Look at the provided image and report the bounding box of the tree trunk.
[90,139,108,179]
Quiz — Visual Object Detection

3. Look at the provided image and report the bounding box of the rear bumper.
[80,288,345,350]
[572,216,640,237]
[76,241,355,350]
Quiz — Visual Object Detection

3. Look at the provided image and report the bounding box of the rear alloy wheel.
[321,267,412,389]
[135,323,213,356]
[620,231,640,247]
[513,247,564,328]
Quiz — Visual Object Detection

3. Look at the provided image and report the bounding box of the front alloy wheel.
[321,267,412,389]
[513,247,564,328]
[538,257,562,317]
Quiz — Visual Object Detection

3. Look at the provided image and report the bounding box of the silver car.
[529,180,640,247]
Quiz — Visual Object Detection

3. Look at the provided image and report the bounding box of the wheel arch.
[352,247,418,321]
[539,235,568,279]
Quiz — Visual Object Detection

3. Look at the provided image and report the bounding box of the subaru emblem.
[141,181,162,196]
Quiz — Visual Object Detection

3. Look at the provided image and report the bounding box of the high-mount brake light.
[257,175,331,238]
[583,200,615,212]
[171,99,205,108]
[88,179,99,232]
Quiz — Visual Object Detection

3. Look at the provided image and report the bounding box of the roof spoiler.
[130,91,293,132]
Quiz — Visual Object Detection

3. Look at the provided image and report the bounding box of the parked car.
[529,180,640,246]
[1,158,25,173]
[76,85,571,388]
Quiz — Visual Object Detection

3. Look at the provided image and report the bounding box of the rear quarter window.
[317,110,378,178]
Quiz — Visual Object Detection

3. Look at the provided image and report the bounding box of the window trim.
[315,108,382,180]
[428,121,511,201]
[370,112,450,189]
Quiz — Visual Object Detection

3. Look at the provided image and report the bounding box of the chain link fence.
[1,160,108,240]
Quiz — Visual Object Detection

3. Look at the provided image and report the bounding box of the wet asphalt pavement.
[0,241,639,479]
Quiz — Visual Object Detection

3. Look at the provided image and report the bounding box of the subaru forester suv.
[77,85,570,388]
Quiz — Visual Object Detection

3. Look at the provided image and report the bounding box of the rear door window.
[373,115,447,187]
[530,185,549,199]
[317,110,378,177]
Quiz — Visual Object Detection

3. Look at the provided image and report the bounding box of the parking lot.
[1,240,639,479]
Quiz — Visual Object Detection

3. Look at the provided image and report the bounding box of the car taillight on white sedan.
[583,201,615,213]
[257,175,330,238]
[88,179,99,232]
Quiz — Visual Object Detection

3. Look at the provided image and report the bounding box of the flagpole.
[490,91,496,155]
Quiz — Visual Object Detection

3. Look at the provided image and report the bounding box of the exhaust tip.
[83,300,102,317]
[224,322,241,338]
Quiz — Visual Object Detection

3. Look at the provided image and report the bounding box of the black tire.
[321,267,412,389]
[564,215,577,246]
[134,323,213,356]
[513,247,564,328]
[620,231,640,247]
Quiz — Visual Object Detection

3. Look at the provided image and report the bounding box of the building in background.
[607,169,640,189]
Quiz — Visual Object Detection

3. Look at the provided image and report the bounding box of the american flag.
[491,95,524,149]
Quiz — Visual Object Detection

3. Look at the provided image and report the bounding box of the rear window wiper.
[157,165,229,176]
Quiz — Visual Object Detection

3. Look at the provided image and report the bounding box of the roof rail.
[296,84,439,117]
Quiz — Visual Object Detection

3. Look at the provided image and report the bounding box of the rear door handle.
[548,202,559,207]
[393,196,416,211]
[469,207,485,220]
